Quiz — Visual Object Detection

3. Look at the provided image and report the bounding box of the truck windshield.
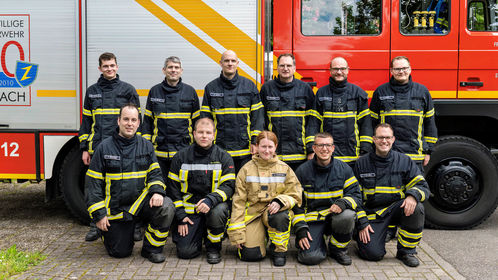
[301,0,381,36]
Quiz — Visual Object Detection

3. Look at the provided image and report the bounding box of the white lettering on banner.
[0,15,32,106]
[1,142,20,157]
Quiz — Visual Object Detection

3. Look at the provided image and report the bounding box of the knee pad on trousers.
[297,249,326,265]
[206,202,229,229]
[268,210,290,232]
[240,246,264,262]
[401,203,425,229]
[156,196,175,228]
[177,243,201,259]
[330,209,356,234]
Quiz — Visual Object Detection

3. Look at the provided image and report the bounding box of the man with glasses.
[260,53,319,170]
[309,57,372,168]
[370,56,437,172]
[353,123,429,267]
[293,132,361,266]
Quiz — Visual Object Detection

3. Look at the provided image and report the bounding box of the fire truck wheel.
[424,136,498,229]
[59,144,90,224]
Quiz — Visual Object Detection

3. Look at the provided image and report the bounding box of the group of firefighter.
[79,50,437,267]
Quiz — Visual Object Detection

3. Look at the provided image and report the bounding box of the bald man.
[201,50,264,173]
[309,57,373,168]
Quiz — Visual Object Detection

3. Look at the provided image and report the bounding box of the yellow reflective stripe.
[192,110,200,119]
[398,228,423,239]
[375,186,403,194]
[292,214,305,225]
[412,187,426,202]
[79,134,88,142]
[147,180,166,190]
[406,154,425,161]
[200,105,211,113]
[370,111,379,119]
[145,231,166,247]
[323,111,356,118]
[88,201,105,215]
[106,171,147,180]
[212,169,222,193]
[87,169,104,180]
[128,189,149,215]
[227,221,246,231]
[227,149,251,157]
[173,200,183,208]
[148,224,169,238]
[381,109,424,117]
[358,108,370,119]
[424,108,435,118]
[108,212,124,220]
[179,170,188,193]
[251,102,264,111]
[305,135,315,144]
[168,172,180,182]
[307,109,321,119]
[357,211,367,219]
[214,189,227,201]
[219,173,236,184]
[212,107,250,114]
[155,150,177,159]
[83,108,92,116]
[304,189,343,199]
[207,229,224,243]
[144,109,153,117]
[330,235,350,248]
[375,206,389,216]
[367,214,377,220]
[397,236,419,248]
[424,136,438,143]
[251,130,262,137]
[267,111,306,117]
[336,156,358,162]
[105,178,112,215]
[156,112,191,119]
[278,154,306,161]
[148,162,160,172]
[143,134,152,141]
[406,175,425,189]
[92,108,121,115]
[360,136,373,143]
[344,176,358,189]
[343,197,357,210]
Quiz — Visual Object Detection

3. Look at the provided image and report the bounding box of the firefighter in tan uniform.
[227,131,302,266]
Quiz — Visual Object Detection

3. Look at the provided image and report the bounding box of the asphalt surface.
[423,210,498,280]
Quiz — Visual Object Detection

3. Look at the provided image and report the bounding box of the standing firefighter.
[78,52,141,242]
[228,131,302,266]
[167,118,236,264]
[142,56,200,182]
[354,123,429,267]
[310,57,372,167]
[260,53,319,171]
[85,104,174,263]
[201,50,264,172]
[293,132,361,266]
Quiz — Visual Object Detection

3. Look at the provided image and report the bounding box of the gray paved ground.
[13,224,465,280]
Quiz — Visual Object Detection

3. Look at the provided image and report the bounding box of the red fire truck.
[1,0,497,229]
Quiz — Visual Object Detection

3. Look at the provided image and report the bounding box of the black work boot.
[385,227,397,242]
[272,251,287,267]
[330,250,352,266]
[85,223,99,241]
[141,249,166,263]
[206,251,222,264]
[396,251,420,267]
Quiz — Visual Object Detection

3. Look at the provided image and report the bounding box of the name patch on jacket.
[266,96,280,101]
[104,155,121,160]
[210,92,224,97]
[379,96,395,100]
[88,94,102,98]
[272,173,286,177]
[151,98,165,103]
[319,97,332,102]
[246,175,286,183]
[359,173,376,178]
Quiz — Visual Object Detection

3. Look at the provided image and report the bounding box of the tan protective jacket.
[228,154,302,245]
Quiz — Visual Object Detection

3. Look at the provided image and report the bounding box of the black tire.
[424,136,498,229]
[59,144,90,224]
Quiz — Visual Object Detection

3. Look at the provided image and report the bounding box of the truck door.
[391,0,459,99]
[459,0,498,98]
[285,0,389,92]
